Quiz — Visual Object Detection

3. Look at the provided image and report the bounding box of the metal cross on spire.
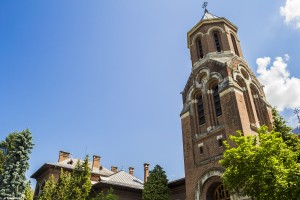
[202,2,208,12]
[294,108,300,123]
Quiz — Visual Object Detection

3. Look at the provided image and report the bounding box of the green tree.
[0,133,17,153]
[0,129,34,199]
[142,165,169,200]
[272,108,300,155]
[90,188,119,200]
[53,169,71,200]
[23,181,34,200]
[39,175,56,200]
[37,155,92,200]
[0,133,17,173]
[0,149,4,173]
[220,126,300,200]
[69,155,92,200]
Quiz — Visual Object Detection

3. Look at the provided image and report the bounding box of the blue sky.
[0,0,299,184]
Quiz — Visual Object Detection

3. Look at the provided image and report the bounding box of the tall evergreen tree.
[53,169,71,200]
[0,129,34,199]
[69,155,92,200]
[0,149,4,173]
[23,181,34,200]
[38,175,55,200]
[142,165,169,200]
[0,133,17,174]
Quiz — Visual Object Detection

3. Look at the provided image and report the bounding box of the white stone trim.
[191,32,205,46]
[198,143,204,147]
[195,169,223,200]
[206,26,225,35]
[181,112,190,119]
[216,135,223,140]
[207,90,213,94]
[191,99,198,103]
[219,87,243,97]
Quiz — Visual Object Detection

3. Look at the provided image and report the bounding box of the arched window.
[251,86,264,126]
[230,33,239,56]
[213,85,222,117]
[237,78,255,124]
[196,38,204,59]
[196,94,205,125]
[213,31,222,52]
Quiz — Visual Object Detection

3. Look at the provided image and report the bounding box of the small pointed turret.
[201,9,219,20]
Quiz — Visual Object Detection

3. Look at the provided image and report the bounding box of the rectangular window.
[198,143,204,155]
[197,96,205,125]
[214,33,222,52]
[199,146,204,154]
[197,39,204,59]
[231,34,240,56]
[218,139,223,147]
[213,86,222,117]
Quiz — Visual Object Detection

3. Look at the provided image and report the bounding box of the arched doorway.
[206,182,230,200]
[214,184,230,200]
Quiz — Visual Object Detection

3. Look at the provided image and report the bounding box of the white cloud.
[256,55,300,111]
[280,0,300,29]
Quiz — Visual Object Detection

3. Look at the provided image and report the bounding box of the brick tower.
[180,9,273,200]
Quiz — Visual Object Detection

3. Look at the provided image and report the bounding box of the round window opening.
[241,68,249,80]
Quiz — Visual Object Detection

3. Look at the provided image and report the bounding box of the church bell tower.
[180,8,273,200]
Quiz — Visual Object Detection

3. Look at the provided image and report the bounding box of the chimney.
[111,166,118,173]
[58,151,70,162]
[129,167,134,176]
[92,155,101,169]
[144,163,150,183]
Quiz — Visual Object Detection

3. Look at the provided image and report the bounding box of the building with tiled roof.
[31,151,185,200]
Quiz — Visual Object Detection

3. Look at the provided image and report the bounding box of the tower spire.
[200,2,219,20]
[294,108,300,124]
[202,2,208,12]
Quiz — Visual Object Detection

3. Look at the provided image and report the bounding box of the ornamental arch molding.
[192,32,205,46]
[228,30,240,42]
[186,86,197,103]
[237,64,251,80]
[210,72,223,83]
[194,169,224,200]
[250,82,262,96]
[206,26,225,35]
[207,72,223,90]
[235,75,247,90]
[196,68,210,84]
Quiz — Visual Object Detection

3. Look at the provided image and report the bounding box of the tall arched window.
[213,85,222,116]
[196,94,205,125]
[230,33,239,56]
[196,38,204,59]
[213,31,222,52]
[251,86,264,126]
[237,78,255,124]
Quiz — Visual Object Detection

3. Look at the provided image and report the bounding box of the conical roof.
[201,9,219,20]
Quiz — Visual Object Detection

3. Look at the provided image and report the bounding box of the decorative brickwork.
[181,10,273,200]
